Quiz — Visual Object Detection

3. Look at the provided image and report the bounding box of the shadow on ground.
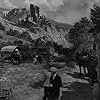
[61,82,93,100]
[67,72,87,80]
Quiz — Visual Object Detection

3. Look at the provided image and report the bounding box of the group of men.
[76,50,98,86]
[43,67,62,100]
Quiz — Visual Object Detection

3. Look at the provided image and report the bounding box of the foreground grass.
[1,62,93,100]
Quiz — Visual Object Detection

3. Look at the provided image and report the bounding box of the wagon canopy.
[1,46,18,52]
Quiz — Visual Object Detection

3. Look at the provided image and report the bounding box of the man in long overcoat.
[48,67,62,100]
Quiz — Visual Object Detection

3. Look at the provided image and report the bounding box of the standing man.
[89,55,98,86]
[48,67,62,100]
[43,70,51,100]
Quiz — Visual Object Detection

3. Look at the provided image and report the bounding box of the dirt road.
[23,65,93,100]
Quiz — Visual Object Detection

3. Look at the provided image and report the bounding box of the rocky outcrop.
[6,8,29,24]
[0,7,72,48]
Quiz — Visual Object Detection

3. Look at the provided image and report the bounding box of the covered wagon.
[0,46,21,65]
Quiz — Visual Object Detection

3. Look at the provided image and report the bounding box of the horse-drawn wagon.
[0,46,21,65]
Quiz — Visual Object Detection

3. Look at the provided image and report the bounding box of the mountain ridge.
[0,7,72,48]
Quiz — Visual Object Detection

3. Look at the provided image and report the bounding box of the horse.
[75,51,89,77]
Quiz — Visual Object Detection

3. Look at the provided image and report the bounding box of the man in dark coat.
[48,67,62,100]
[88,55,98,86]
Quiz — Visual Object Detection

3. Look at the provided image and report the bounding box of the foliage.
[17,31,32,42]
[13,40,23,47]
[69,17,94,51]
[6,29,18,36]
[52,42,76,60]
[90,5,100,35]
[90,5,100,52]
[0,22,5,31]
[0,41,12,49]
[53,42,63,54]
[12,40,34,62]
[29,71,45,88]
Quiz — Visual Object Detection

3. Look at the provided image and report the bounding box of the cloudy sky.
[0,0,100,24]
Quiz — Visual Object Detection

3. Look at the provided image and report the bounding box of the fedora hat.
[50,67,57,72]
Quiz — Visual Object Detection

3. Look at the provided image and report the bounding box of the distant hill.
[48,18,72,31]
[6,8,72,31]
[0,30,31,44]
[0,7,10,11]
[0,7,72,48]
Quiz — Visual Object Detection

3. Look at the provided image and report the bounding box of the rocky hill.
[0,7,10,17]
[0,7,72,48]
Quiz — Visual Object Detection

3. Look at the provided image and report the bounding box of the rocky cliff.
[0,7,72,48]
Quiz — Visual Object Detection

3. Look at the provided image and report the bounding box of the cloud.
[1,0,100,24]
[24,0,64,11]
[45,0,100,24]
[23,0,98,24]
[4,0,17,8]
[55,11,82,24]
[94,0,100,2]
[48,0,64,10]
[24,0,50,10]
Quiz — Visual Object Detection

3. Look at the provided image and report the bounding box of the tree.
[19,31,32,42]
[90,5,100,34]
[13,40,23,47]
[69,17,93,52]
[6,29,14,36]
[0,22,5,31]
[90,5,100,100]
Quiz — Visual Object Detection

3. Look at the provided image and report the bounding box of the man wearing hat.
[48,67,62,100]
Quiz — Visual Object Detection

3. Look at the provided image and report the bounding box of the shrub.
[28,71,45,88]
[0,22,5,31]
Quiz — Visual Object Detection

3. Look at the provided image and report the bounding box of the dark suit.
[48,74,62,100]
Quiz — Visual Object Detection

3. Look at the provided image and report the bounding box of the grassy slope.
[0,30,31,44]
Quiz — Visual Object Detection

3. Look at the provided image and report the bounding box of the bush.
[28,72,45,88]
[0,22,5,31]
[67,61,76,68]
[53,55,67,62]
